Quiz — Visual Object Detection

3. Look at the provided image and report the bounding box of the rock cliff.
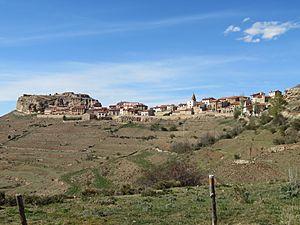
[16,92,101,114]
[284,85,300,117]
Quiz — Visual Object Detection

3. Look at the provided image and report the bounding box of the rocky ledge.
[284,85,300,116]
[16,92,101,114]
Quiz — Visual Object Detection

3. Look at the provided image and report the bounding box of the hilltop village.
[15,89,285,121]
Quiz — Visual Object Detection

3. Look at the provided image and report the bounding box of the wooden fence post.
[209,175,217,225]
[16,194,27,225]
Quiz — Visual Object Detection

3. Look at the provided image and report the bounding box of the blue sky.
[0,0,300,116]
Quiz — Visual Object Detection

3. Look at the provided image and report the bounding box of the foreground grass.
[128,151,153,170]
[1,183,300,225]
[61,169,89,195]
[61,168,112,196]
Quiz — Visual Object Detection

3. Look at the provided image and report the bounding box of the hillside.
[1,87,300,224]
[0,112,226,195]
[0,111,299,196]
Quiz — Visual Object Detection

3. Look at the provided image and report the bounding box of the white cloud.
[237,35,260,43]
[242,17,251,23]
[240,21,299,43]
[224,20,299,43]
[224,25,241,35]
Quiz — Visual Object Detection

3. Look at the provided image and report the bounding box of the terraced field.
[1,111,300,224]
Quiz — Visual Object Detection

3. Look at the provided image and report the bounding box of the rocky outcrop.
[284,85,300,118]
[16,92,101,114]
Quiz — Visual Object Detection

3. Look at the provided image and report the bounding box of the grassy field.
[1,111,300,224]
[1,183,300,225]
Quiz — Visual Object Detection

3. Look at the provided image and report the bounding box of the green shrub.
[169,125,178,131]
[81,188,101,197]
[246,118,258,130]
[233,185,251,203]
[170,142,193,153]
[268,94,287,118]
[140,159,204,188]
[272,114,287,126]
[100,189,115,196]
[161,127,168,131]
[117,184,138,195]
[150,123,161,131]
[279,124,289,133]
[291,119,300,131]
[170,134,176,139]
[281,126,299,144]
[85,154,95,161]
[221,132,234,139]
[0,192,5,205]
[234,154,241,160]
[139,135,157,140]
[233,125,244,136]
[285,136,298,144]
[221,125,244,139]
[233,109,241,119]
[260,112,272,125]
[0,193,66,206]
[268,127,277,134]
[196,133,216,148]
[273,135,297,145]
[273,136,286,145]
[0,194,17,206]
[281,181,300,199]
[203,133,216,145]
